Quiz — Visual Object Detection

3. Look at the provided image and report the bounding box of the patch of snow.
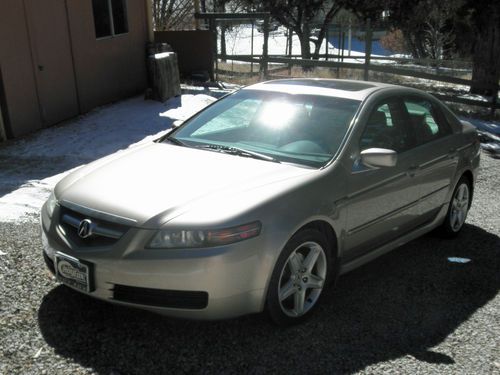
[0,93,217,223]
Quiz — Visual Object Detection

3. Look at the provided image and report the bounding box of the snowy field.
[221,25,381,62]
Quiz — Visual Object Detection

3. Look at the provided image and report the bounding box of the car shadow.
[38,224,500,374]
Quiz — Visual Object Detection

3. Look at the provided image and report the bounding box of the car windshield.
[166,89,361,168]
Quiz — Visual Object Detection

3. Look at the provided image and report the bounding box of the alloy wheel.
[450,183,470,232]
[277,241,327,317]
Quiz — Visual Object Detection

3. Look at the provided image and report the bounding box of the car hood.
[56,143,315,227]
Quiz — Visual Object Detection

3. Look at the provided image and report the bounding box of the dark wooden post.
[364,18,372,81]
[325,27,329,60]
[251,20,255,74]
[209,18,218,81]
[260,15,269,79]
[288,28,293,75]
[491,83,499,118]
[341,31,345,62]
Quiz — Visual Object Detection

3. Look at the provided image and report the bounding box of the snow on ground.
[0,93,217,222]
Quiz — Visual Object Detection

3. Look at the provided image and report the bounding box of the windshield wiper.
[164,136,188,147]
[199,144,280,163]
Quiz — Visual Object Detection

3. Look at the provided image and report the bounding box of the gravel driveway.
[1,154,499,375]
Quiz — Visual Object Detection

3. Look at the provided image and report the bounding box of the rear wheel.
[440,177,471,237]
[266,229,332,326]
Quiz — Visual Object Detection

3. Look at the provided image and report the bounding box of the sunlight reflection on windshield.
[257,101,298,129]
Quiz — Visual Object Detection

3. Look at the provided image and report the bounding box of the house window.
[92,0,128,38]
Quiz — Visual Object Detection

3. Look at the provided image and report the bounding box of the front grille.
[58,206,129,247]
[112,284,209,310]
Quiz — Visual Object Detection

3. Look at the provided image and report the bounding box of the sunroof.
[264,79,375,91]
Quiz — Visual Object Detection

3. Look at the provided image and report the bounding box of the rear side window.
[403,98,452,145]
[360,99,413,152]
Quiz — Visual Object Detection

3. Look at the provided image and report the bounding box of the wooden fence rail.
[220,54,499,115]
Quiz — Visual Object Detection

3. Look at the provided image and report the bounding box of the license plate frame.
[54,252,95,293]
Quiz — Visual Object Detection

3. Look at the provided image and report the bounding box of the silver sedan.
[41,79,480,325]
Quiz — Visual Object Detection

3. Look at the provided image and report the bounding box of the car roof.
[243,78,397,101]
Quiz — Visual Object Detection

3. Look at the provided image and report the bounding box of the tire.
[439,176,472,237]
[266,228,333,326]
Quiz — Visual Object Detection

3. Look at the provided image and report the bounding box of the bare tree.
[242,0,341,59]
[152,0,195,30]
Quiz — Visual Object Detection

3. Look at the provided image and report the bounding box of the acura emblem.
[78,219,93,239]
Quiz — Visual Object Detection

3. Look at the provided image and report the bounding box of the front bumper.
[41,204,272,320]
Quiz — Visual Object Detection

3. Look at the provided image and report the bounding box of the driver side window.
[360,100,412,153]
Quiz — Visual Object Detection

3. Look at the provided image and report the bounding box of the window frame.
[92,0,129,40]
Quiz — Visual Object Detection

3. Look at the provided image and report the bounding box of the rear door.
[401,96,459,222]
[343,97,420,262]
[25,0,79,126]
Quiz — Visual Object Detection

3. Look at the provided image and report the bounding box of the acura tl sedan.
[41,79,480,325]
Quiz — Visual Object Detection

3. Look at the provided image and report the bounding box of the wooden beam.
[193,0,200,29]
[194,12,270,20]
[364,18,372,81]
[145,0,154,43]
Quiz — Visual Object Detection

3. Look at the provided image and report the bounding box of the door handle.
[407,165,418,177]
[448,148,458,159]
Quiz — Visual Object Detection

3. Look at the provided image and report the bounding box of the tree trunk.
[312,5,340,59]
[470,16,500,95]
[299,34,311,59]
[298,21,312,60]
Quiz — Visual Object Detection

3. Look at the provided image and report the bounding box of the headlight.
[148,221,261,249]
[46,191,57,217]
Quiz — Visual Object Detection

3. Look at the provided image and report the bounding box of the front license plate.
[55,252,94,292]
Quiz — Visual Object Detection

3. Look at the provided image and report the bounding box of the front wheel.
[266,229,332,326]
[439,177,472,237]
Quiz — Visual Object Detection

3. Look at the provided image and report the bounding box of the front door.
[25,0,79,126]
[343,98,420,262]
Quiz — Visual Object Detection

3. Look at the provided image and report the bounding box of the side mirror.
[360,148,397,168]
[172,120,183,128]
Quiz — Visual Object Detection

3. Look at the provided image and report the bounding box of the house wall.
[0,1,43,137]
[0,0,148,139]
[66,0,148,113]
